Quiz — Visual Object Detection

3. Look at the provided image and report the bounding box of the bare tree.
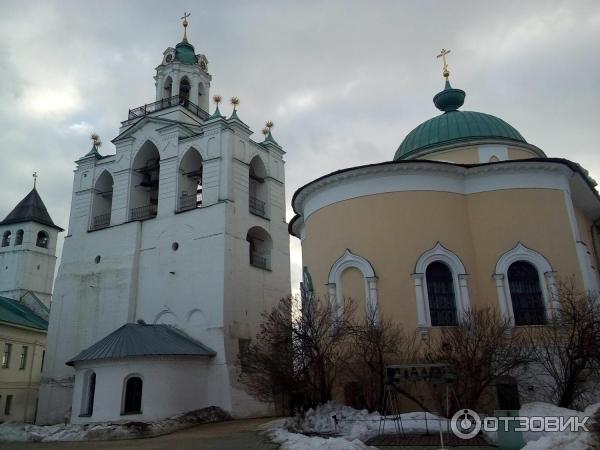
[526,281,600,409]
[238,296,356,412]
[425,307,531,411]
[344,307,426,411]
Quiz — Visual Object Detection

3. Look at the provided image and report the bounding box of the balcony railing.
[178,193,201,212]
[91,213,111,230]
[127,95,209,121]
[249,196,267,218]
[250,252,269,270]
[130,204,157,221]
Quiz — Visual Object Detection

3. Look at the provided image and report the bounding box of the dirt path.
[1,417,280,450]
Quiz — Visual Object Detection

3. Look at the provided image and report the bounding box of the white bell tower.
[154,13,211,112]
[0,177,63,306]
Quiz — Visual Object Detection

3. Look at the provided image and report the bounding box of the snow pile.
[285,401,447,442]
[519,402,600,450]
[0,406,229,442]
[269,428,378,450]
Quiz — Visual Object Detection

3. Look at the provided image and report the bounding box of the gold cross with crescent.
[181,12,190,41]
[437,48,451,79]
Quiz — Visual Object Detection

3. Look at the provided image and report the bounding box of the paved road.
[2,418,280,450]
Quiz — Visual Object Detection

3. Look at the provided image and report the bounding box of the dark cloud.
[1,0,599,292]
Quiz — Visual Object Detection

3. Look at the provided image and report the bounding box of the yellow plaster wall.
[420,147,478,164]
[301,188,584,333]
[508,147,539,160]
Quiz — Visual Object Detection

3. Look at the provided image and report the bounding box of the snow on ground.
[266,401,448,450]
[519,402,600,450]
[0,406,229,442]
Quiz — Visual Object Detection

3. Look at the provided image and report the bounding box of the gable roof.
[0,188,63,231]
[0,296,49,331]
[66,323,216,366]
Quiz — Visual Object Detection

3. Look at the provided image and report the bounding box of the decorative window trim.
[412,242,470,333]
[493,242,557,326]
[327,249,378,322]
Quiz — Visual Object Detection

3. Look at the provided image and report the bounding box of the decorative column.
[457,273,470,318]
[544,271,559,317]
[493,274,513,325]
[366,276,379,324]
[411,273,428,330]
[326,283,338,320]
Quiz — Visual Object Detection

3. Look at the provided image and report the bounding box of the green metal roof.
[394,81,527,160]
[175,40,198,65]
[66,323,216,366]
[0,296,48,331]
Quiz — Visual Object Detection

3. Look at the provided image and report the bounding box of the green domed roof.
[394,81,526,160]
[175,40,198,65]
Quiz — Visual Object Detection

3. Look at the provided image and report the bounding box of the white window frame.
[412,242,470,333]
[493,242,557,326]
[326,249,378,323]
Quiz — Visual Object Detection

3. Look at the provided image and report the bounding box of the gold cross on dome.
[32,172,38,188]
[181,12,190,40]
[437,48,451,79]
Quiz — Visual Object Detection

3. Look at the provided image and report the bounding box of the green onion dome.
[394,81,526,160]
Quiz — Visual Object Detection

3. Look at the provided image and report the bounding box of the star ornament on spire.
[437,48,451,79]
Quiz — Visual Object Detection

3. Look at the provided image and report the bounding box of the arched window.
[2,231,11,247]
[178,148,203,212]
[179,77,190,103]
[123,376,143,414]
[507,261,546,325]
[494,242,555,326]
[426,261,458,326]
[248,156,268,218]
[15,230,23,246]
[130,141,160,221]
[36,231,48,248]
[163,76,173,99]
[246,226,272,270]
[91,171,113,230]
[81,371,96,416]
[412,242,470,332]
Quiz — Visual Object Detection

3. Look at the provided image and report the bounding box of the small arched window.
[82,371,96,416]
[123,376,143,414]
[2,231,11,247]
[248,156,268,218]
[507,261,546,325]
[246,226,272,270]
[426,261,457,326]
[36,231,49,248]
[15,230,23,246]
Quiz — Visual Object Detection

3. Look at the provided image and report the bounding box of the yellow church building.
[289,63,600,345]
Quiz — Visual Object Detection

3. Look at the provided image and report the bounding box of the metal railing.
[178,194,201,212]
[250,252,268,270]
[249,196,267,218]
[130,204,157,221]
[91,213,111,230]
[127,95,209,121]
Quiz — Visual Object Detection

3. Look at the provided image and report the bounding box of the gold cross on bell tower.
[181,12,190,42]
[437,48,451,79]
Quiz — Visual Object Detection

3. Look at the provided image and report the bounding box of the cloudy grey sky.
[1,0,599,292]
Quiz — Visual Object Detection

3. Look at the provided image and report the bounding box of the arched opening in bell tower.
[130,141,160,221]
[163,76,173,99]
[178,148,203,211]
[179,77,191,103]
[248,155,268,218]
[90,171,114,230]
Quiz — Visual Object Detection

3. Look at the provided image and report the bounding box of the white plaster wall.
[70,357,211,424]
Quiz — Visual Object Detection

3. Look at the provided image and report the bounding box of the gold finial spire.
[32,172,38,189]
[436,48,451,79]
[181,12,191,42]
